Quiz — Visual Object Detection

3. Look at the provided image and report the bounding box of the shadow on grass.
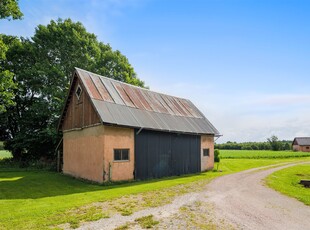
[0,169,211,200]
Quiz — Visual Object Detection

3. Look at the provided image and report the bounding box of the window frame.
[75,84,82,100]
[113,149,130,162]
[203,148,210,157]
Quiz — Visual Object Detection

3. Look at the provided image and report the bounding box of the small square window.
[114,149,129,161]
[203,148,209,157]
[75,85,82,100]
[306,147,309,149]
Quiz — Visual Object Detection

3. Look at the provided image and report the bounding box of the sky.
[1,0,310,143]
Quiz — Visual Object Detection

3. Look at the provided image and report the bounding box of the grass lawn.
[266,164,310,205]
[1,156,309,229]
[0,150,12,159]
[220,149,310,159]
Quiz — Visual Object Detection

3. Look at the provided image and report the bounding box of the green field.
[0,150,12,159]
[266,164,310,205]
[0,152,309,229]
[219,149,310,159]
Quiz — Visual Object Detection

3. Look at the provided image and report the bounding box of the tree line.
[0,1,145,162]
[215,136,292,151]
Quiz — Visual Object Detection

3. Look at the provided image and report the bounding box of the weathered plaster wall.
[292,145,300,151]
[103,126,135,181]
[63,125,105,183]
[63,125,135,183]
[301,146,310,152]
[201,135,214,171]
[293,145,310,152]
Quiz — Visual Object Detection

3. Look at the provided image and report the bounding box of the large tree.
[0,35,16,113]
[267,135,281,151]
[0,0,22,112]
[1,19,145,161]
[0,0,23,20]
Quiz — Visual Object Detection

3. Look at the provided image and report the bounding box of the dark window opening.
[114,149,129,161]
[75,85,82,100]
[203,148,210,157]
[306,147,309,149]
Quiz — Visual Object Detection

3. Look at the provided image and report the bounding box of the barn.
[292,137,310,152]
[58,68,220,183]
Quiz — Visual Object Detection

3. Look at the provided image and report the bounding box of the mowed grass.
[220,149,310,159]
[266,164,310,205]
[0,150,12,159]
[1,157,310,229]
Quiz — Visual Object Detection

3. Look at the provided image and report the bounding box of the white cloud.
[147,80,310,143]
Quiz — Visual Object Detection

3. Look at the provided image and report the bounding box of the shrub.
[214,149,220,170]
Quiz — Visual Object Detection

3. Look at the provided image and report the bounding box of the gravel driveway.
[78,162,310,230]
[206,162,310,230]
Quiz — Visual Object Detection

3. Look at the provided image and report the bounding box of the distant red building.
[292,137,310,152]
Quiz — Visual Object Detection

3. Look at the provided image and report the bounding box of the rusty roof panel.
[100,78,125,105]
[121,84,146,110]
[139,90,162,113]
[172,97,192,117]
[168,96,190,116]
[133,88,152,111]
[74,68,219,135]
[186,100,205,118]
[160,95,182,116]
[78,70,102,100]
[154,93,175,115]
[180,99,203,118]
[176,98,195,117]
[88,73,114,102]
[145,91,169,114]
[112,82,135,107]
[166,96,187,116]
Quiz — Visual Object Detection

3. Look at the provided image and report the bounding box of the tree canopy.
[0,0,23,20]
[0,18,145,161]
[0,35,17,113]
[0,0,22,112]
[215,137,291,151]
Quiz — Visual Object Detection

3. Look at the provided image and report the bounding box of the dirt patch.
[71,162,310,230]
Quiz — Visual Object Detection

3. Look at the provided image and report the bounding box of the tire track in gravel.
[77,161,310,230]
[206,162,310,230]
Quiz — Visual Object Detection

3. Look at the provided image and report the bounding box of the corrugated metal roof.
[76,68,219,135]
[293,137,310,146]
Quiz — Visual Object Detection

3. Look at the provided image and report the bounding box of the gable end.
[58,72,102,131]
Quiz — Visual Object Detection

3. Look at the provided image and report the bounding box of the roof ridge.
[73,67,220,136]
[74,67,190,102]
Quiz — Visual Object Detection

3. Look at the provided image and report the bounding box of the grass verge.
[0,157,309,229]
[220,150,310,159]
[265,163,310,205]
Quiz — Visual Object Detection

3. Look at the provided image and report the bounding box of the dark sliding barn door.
[134,130,201,180]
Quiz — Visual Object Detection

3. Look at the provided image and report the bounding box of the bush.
[0,142,4,150]
[214,149,220,163]
[214,149,220,171]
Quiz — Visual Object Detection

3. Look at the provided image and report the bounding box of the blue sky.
[1,0,310,143]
